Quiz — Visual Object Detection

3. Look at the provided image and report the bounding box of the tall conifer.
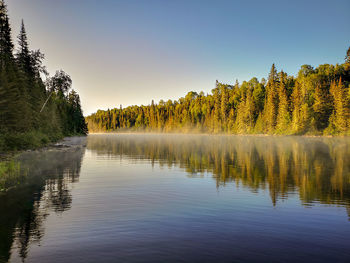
[327,78,349,133]
[16,20,32,75]
[264,64,279,133]
[313,84,331,130]
[276,71,290,133]
[0,0,13,66]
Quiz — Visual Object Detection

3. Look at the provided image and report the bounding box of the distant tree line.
[86,47,350,135]
[0,0,87,150]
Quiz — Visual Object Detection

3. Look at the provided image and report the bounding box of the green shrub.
[0,130,65,152]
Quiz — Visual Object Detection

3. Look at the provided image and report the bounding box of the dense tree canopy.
[0,0,87,150]
[86,47,350,136]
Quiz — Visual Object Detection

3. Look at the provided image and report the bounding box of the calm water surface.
[1,134,350,262]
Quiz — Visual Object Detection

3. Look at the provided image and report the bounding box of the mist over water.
[1,134,350,262]
[0,139,86,263]
[87,134,350,207]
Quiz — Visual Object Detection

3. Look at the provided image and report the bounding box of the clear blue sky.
[7,0,350,115]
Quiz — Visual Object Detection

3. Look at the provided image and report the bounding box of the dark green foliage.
[67,90,88,135]
[86,47,350,136]
[16,20,32,76]
[0,0,14,65]
[0,0,87,151]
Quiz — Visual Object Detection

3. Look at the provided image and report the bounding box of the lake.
[1,134,350,262]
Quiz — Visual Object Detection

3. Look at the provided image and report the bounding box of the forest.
[86,48,350,135]
[0,0,87,151]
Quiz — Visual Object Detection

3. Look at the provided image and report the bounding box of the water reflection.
[0,140,85,263]
[87,134,350,209]
[1,134,350,262]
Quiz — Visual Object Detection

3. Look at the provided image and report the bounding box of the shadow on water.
[0,139,86,263]
[87,134,350,211]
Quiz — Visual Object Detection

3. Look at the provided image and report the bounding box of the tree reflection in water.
[0,142,85,263]
[87,134,350,209]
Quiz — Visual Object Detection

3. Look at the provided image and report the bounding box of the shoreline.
[1,131,347,161]
[0,135,87,161]
[86,131,342,138]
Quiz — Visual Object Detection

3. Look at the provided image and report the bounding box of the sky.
[6,0,350,115]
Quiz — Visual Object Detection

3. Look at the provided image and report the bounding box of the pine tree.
[0,0,25,132]
[220,86,228,128]
[16,20,32,75]
[252,81,265,113]
[344,46,350,84]
[0,0,14,67]
[313,84,331,130]
[276,71,290,133]
[345,46,350,70]
[327,78,349,133]
[150,99,155,129]
[235,95,246,133]
[14,20,40,128]
[213,86,221,132]
[0,69,19,131]
[291,82,301,133]
[264,64,279,133]
[244,87,255,132]
[68,90,88,135]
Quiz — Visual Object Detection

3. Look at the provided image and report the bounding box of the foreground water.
[1,134,350,262]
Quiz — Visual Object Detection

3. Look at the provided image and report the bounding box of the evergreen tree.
[244,87,255,132]
[344,46,350,84]
[252,79,265,113]
[313,84,331,130]
[345,46,350,70]
[0,69,20,131]
[327,78,349,133]
[0,0,25,132]
[276,71,290,133]
[68,90,88,135]
[235,97,246,133]
[15,20,40,128]
[213,86,221,132]
[16,20,32,75]
[0,0,14,67]
[264,64,279,133]
[220,86,228,127]
[291,82,302,133]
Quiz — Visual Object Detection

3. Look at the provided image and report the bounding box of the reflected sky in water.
[1,134,350,262]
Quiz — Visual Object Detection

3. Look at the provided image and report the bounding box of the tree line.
[86,47,350,135]
[0,0,87,150]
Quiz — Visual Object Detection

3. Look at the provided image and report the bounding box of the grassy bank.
[0,131,61,152]
[0,161,26,192]
[0,134,87,193]
[0,130,87,153]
